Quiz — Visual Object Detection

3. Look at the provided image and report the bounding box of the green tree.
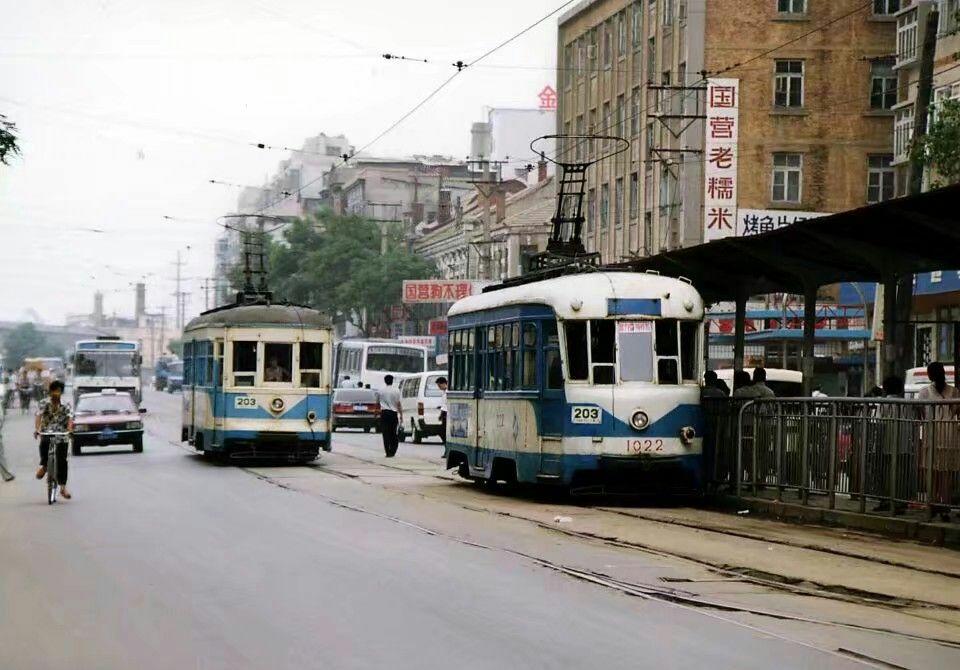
[2,322,61,368]
[0,113,20,165]
[910,98,960,188]
[240,211,436,335]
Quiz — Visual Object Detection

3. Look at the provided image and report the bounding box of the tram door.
[473,325,490,471]
[211,339,225,447]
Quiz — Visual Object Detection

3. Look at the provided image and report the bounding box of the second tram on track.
[181,301,333,462]
[443,271,705,492]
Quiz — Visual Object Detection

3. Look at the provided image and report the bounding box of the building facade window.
[643,212,653,255]
[563,43,574,89]
[616,94,626,138]
[632,2,643,48]
[894,105,914,162]
[896,8,918,67]
[645,121,655,158]
[603,21,612,68]
[777,0,806,13]
[774,60,804,108]
[575,115,585,160]
[867,155,895,203]
[587,188,596,232]
[631,86,641,135]
[615,178,624,228]
[588,28,598,73]
[870,58,897,110]
[873,0,900,17]
[663,0,674,25]
[602,101,611,147]
[617,12,626,56]
[647,37,656,83]
[660,70,671,113]
[771,153,802,203]
[659,166,673,215]
[940,1,959,34]
[644,171,653,209]
[600,183,610,230]
[629,172,639,219]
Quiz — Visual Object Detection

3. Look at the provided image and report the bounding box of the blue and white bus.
[181,302,333,462]
[444,271,706,492]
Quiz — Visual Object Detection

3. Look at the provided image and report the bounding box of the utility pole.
[885,8,939,378]
[173,250,185,333]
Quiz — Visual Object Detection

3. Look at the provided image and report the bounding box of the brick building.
[557,0,899,263]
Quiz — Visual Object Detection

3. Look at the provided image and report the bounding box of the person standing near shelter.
[701,370,729,398]
[376,374,403,458]
[918,362,959,519]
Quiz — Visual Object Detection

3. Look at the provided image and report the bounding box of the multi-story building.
[557,0,898,263]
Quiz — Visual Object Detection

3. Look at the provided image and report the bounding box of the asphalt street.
[1,388,957,669]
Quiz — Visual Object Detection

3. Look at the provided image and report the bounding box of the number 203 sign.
[234,396,258,409]
[570,406,601,424]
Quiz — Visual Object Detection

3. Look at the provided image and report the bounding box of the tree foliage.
[239,210,436,336]
[0,113,20,165]
[911,99,960,188]
[2,323,62,368]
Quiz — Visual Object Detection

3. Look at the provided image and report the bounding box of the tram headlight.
[630,410,649,431]
[680,426,696,445]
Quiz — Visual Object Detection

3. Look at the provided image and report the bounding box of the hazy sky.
[0,0,558,325]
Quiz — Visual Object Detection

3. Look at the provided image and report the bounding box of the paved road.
[0,389,955,669]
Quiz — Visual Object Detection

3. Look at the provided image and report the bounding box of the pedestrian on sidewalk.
[435,376,448,444]
[917,362,959,519]
[0,403,15,482]
[376,374,403,458]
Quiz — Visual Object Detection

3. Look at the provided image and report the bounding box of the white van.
[397,371,447,443]
[714,367,804,397]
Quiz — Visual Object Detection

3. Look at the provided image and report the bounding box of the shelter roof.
[613,185,960,303]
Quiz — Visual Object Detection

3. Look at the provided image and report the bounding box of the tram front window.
[299,342,323,388]
[233,341,257,387]
[264,343,292,383]
[618,322,654,382]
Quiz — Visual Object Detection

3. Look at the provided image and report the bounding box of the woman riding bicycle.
[34,380,73,499]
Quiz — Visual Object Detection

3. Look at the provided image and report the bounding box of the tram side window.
[680,321,699,382]
[233,341,257,387]
[655,320,680,384]
[183,342,193,386]
[543,320,563,390]
[507,323,520,389]
[564,322,589,381]
[299,342,323,388]
[204,341,214,386]
[215,341,224,386]
[522,322,538,388]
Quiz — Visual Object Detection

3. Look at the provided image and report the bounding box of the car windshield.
[75,394,137,415]
[334,390,378,403]
[424,375,445,397]
[366,346,424,373]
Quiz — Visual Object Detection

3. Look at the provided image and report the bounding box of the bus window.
[655,320,680,384]
[366,345,424,374]
[564,322,589,381]
[590,320,616,385]
[300,342,323,388]
[680,322,699,382]
[233,341,257,387]
[264,343,293,383]
[618,322,654,382]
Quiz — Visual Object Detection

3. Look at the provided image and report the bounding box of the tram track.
[240,463,960,664]
[307,447,960,614]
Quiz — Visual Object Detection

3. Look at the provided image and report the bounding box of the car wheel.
[363,426,371,433]
[132,436,143,453]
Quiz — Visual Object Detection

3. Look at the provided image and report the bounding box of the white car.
[397,371,447,443]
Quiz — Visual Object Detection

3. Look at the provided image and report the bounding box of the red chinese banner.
[703,78,739,242]
[402,280,485,304]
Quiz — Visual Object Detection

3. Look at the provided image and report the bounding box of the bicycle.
[39,431,70,504]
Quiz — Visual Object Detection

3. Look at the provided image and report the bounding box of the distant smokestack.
[470,122,492,162]
[93,291,104,327]
[135,283,146,324]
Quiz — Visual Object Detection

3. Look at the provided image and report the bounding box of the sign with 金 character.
[402,280,487,304]
[703,78,739,242]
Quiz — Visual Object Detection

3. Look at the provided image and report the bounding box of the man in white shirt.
[436,376,448,445]
[376,375,403,457]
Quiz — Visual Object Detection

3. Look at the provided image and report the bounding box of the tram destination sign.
[402,280,488,304]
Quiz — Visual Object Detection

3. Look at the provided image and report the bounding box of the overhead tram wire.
[555,0,877,163]
[247,0,579,219]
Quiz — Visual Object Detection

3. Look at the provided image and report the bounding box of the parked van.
[397,371,447,443]
[714,367,803,397]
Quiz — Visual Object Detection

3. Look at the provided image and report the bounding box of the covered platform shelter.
[612,184,960,393]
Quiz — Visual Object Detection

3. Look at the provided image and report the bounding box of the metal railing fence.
[703,397,960,520]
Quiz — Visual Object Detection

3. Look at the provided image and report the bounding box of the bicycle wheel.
[47,475,57,504]
[47,448,57,504]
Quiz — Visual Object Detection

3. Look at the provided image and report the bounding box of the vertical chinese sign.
[703,78,739,242]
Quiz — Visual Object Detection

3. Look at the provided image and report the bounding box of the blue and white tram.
[181,302,334,462]
[444,271,705,491]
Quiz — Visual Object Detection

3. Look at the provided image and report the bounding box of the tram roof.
[448,272,704,321]
[184,303,332,331]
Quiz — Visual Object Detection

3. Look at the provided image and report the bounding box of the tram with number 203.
[444,271,706,492]
[181,301,334,462]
